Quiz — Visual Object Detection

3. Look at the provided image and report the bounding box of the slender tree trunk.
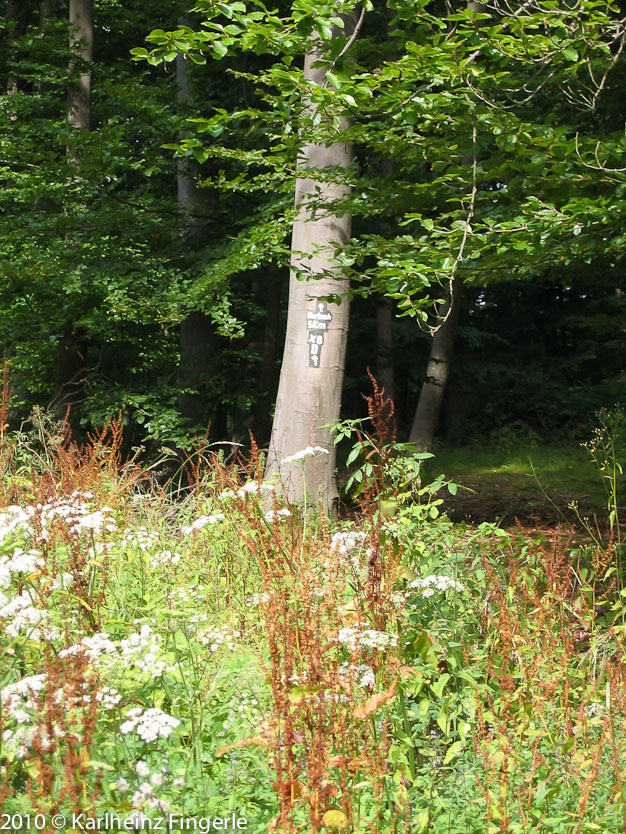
[409,0,481,451]
[409,280,462,450]
[175,51,224,436]
[6,0,22,119]
[67,0,93,138]
[265,14,359,513]
[254,275,281,445]
[53,0,93,424]
[376,298,396,431]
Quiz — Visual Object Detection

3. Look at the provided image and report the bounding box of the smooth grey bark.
[409,280,462,450]
[67,0,93,136]
[265,14,359,513]
[409,0,481,451]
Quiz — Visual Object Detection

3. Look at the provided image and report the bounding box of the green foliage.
[1,0,626,450]
[2,417,626,831]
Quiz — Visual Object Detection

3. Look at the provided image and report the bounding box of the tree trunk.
[254,274,281,445]
[6,0,23,119]
[376,297,396,432]
[409,279,462,450]
[265,15,359,513]
[175,50,224,435]
[409,0,481,451]
[67,0,93,137]
[53,0,93,425]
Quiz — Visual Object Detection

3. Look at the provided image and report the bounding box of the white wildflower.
[219,481,275,501]
[336,627,398,652]
[0,505,35,545]
[121,708,180,743]
[8,547,44,574]
[330,530,368,555]
[149,550,181,568]
[0,557,11,589]
[181,514,225,535]
[95,686,122,710]
[0,592,60,640]
[264,508,292,522]
[121,527,160,552]
[116,777,130,793]
[50,571,74,590]
[409,575,466,596]
[281,446,329,464]
[60,632,117,662]
[135,760,150,778]
[246,592,271,607]
[139,781,154,797]
[197,624,240,651]
[131,791,145,810]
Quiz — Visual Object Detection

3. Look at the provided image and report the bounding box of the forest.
[1,0,626,831]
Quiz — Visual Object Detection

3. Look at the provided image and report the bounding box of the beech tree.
[264,12,361,510]
[67,0,92,138]
[3,0,624,462]
[53,0,94,420]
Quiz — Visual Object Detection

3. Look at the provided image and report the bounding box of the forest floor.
[428,442,620,535]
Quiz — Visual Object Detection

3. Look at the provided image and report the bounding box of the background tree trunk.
[67,0,92,136]
[53,0,93,425]
[409,280,462,450]
[175,50,224,436]
[265,14,359,513]
[376,297,396,433]
[409,0,481,451]
[254,275,281,445]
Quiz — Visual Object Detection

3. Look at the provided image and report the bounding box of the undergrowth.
[1,381,626,832]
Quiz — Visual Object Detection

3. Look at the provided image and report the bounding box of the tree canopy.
[1,0,624,458]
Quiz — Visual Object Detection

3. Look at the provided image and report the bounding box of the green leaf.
[443,740,464,764]
[212,40,228,59]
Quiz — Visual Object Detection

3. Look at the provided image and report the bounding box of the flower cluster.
[181,514,224,535]
[264,508,292,523]
[1,674,47,721]
[95,686,122,710]
[409,574,466,597]
[117,763,173,813]
[336,627,398,653]
[339,662,376,689]
[1,670,100,757]
[119,707,180,743]
[197,624,241,652]
[219,481,275,500]
[0,505,35,545]
[119,624,171,678]
[330,530,367,555]
[0,547,44,605]
[121,526,160,552]
[60,632,118,661]
[246,591,272,607]
[149,549,181,568]
[0,590,59,640]
[1,493,117,549]
[40,492,116,540]
[281,446,329,464]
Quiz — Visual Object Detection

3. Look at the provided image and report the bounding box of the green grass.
[426,442,612,527]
